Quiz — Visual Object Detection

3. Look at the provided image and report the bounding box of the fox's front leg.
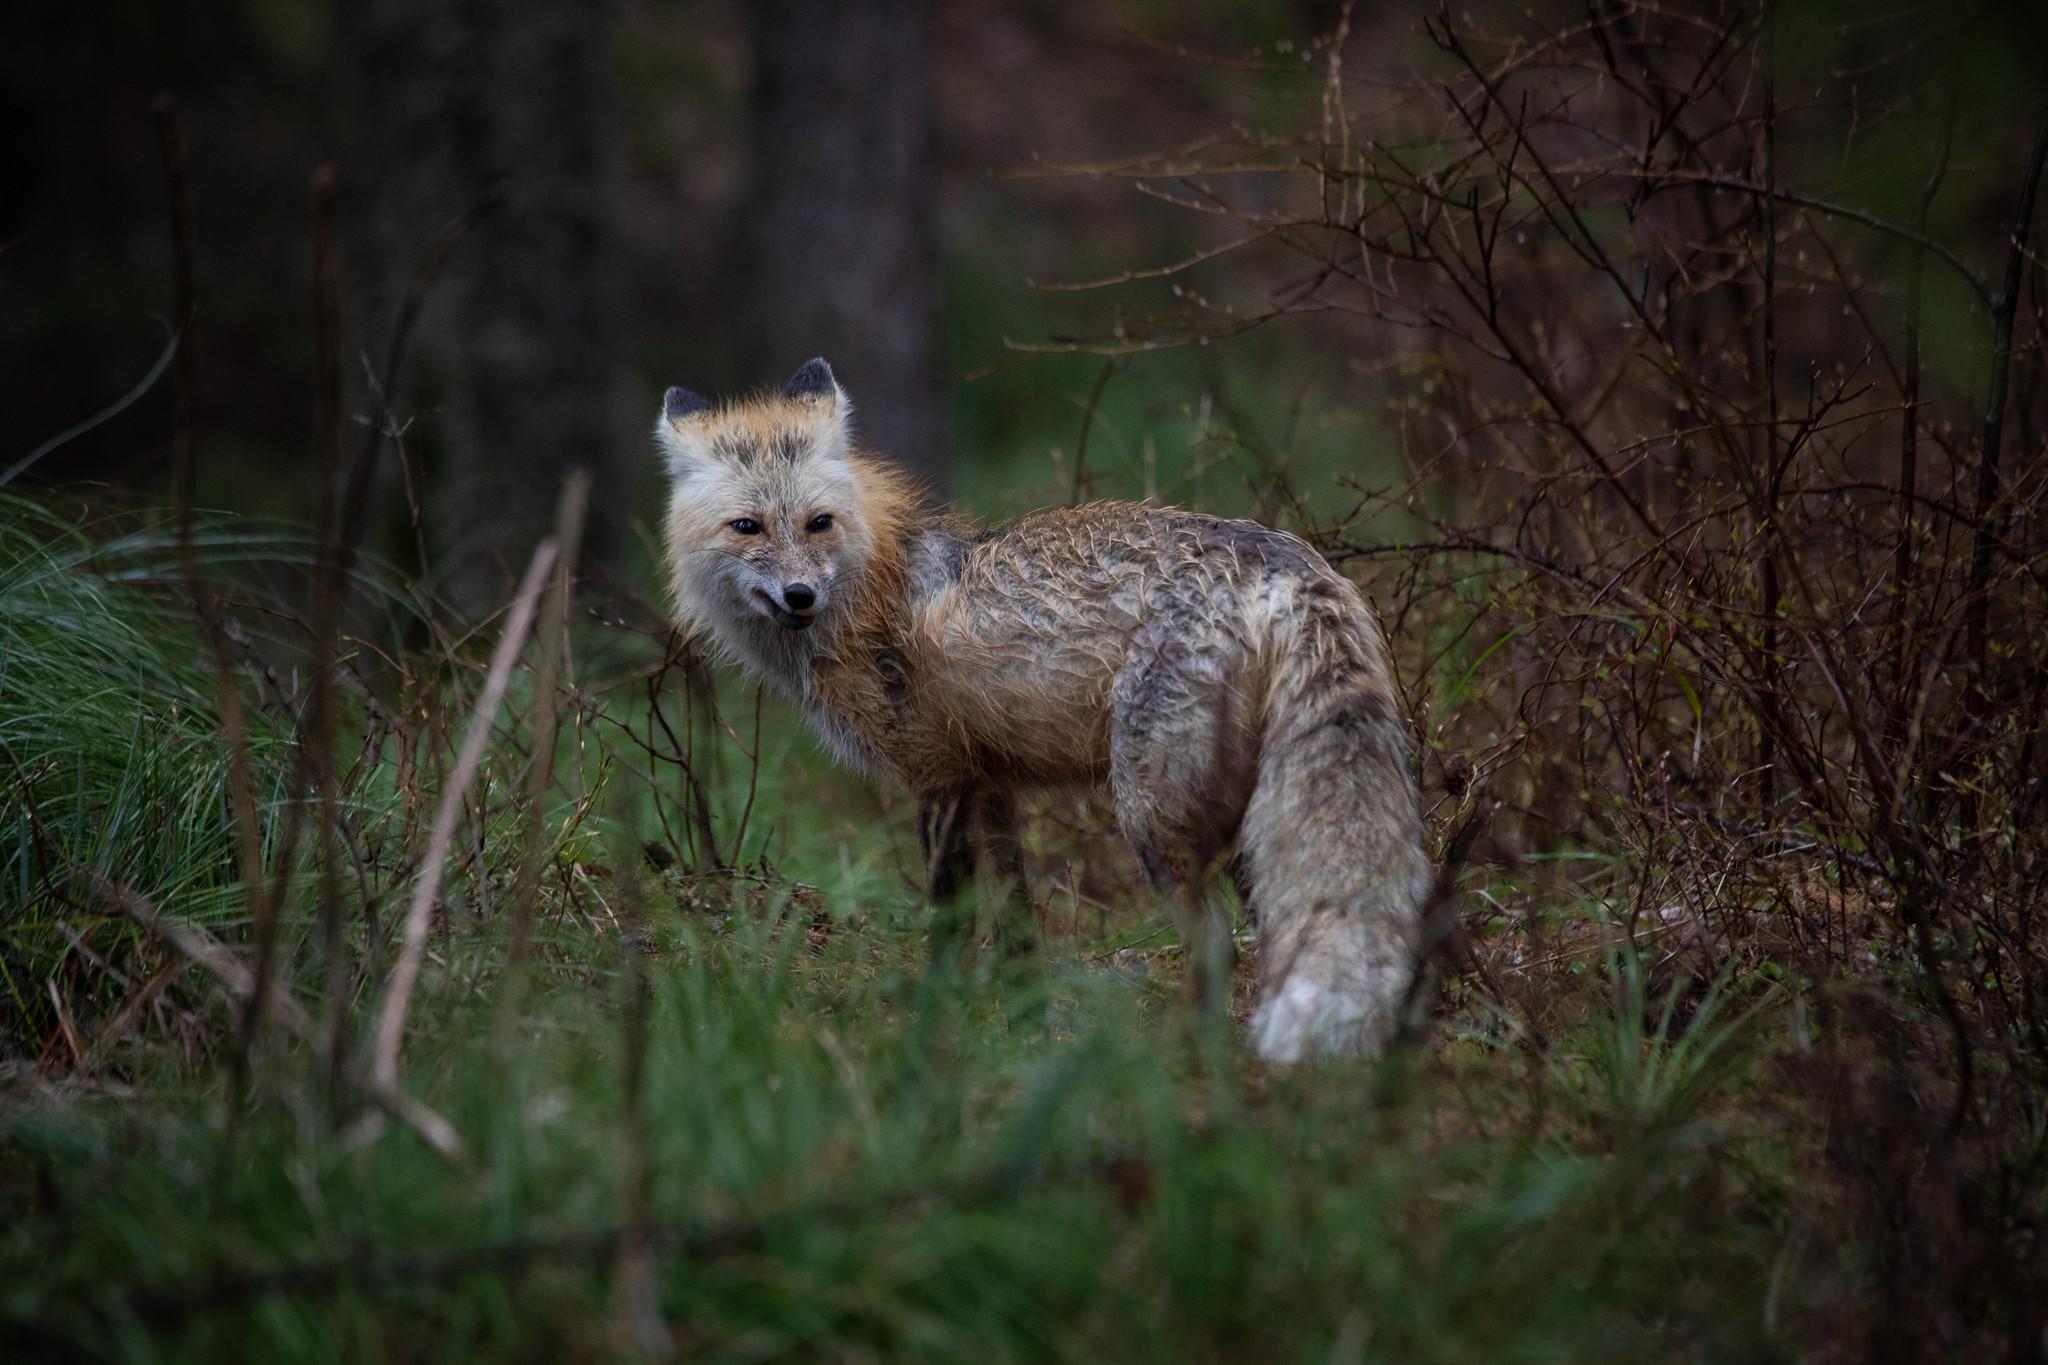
[973,789,1032,956]
[917,788,1032,956]
[918,791,974,902]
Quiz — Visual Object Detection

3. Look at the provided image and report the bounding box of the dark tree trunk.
[739,0,944,492]
[343,0,625,609]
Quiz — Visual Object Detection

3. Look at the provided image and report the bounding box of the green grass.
[0,495,307,1053]
[2,889,1800,1362]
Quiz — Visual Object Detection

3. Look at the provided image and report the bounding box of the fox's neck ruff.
[807,532,913,677]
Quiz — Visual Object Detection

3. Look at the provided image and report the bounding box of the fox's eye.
[730,517,762,536]
[806,513,834,534]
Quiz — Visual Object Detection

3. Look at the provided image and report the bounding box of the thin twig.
[497,471,590,1045]
[149,94,278,1085]
[1888,89,1953,714]
[1964,110,2048,707]
[1068,358,1121,506]
[308,162,351,1113]
[607,950,670,1359]
[370,539,558,1091]
[1,324,179,487]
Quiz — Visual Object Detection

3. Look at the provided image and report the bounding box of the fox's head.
[659,357,898,641]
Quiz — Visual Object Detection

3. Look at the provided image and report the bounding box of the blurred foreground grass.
[4,895,1797,1363]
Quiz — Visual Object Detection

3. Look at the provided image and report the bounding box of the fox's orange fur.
[659,359,1429,1061]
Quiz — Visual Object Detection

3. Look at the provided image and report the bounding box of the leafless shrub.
[1024,2,2047,1345]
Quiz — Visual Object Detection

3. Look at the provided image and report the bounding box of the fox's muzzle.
[754,584,819,631]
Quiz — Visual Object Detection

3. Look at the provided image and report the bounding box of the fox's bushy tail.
[1239,582,1430,1063]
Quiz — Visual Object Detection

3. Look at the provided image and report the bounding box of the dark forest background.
[3,0,1345,604]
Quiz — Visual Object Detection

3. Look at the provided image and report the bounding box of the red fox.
[659,358,1429,1061]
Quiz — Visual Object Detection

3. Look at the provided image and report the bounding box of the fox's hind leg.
[1109,613,1258,1012]
[1130,844,1233,1012]
[1227,852,1258,927]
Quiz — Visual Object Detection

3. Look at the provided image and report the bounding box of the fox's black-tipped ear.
[783,357,837,402]
[657,386,713,476]
[664,386,710,424]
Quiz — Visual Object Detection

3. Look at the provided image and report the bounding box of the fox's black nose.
[782,583,816,612]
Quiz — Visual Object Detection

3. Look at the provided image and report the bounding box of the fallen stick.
[370,540,559,1092]
[72,868,466,1160]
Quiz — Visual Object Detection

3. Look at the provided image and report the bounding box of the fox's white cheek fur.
[738,573,784,617]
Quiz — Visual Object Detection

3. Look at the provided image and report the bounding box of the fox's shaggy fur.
[660,359,1429,1062]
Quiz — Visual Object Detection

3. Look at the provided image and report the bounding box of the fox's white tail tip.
[1246,959,1407,1064]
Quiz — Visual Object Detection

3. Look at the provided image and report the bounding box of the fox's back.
[888,503,1366,790]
